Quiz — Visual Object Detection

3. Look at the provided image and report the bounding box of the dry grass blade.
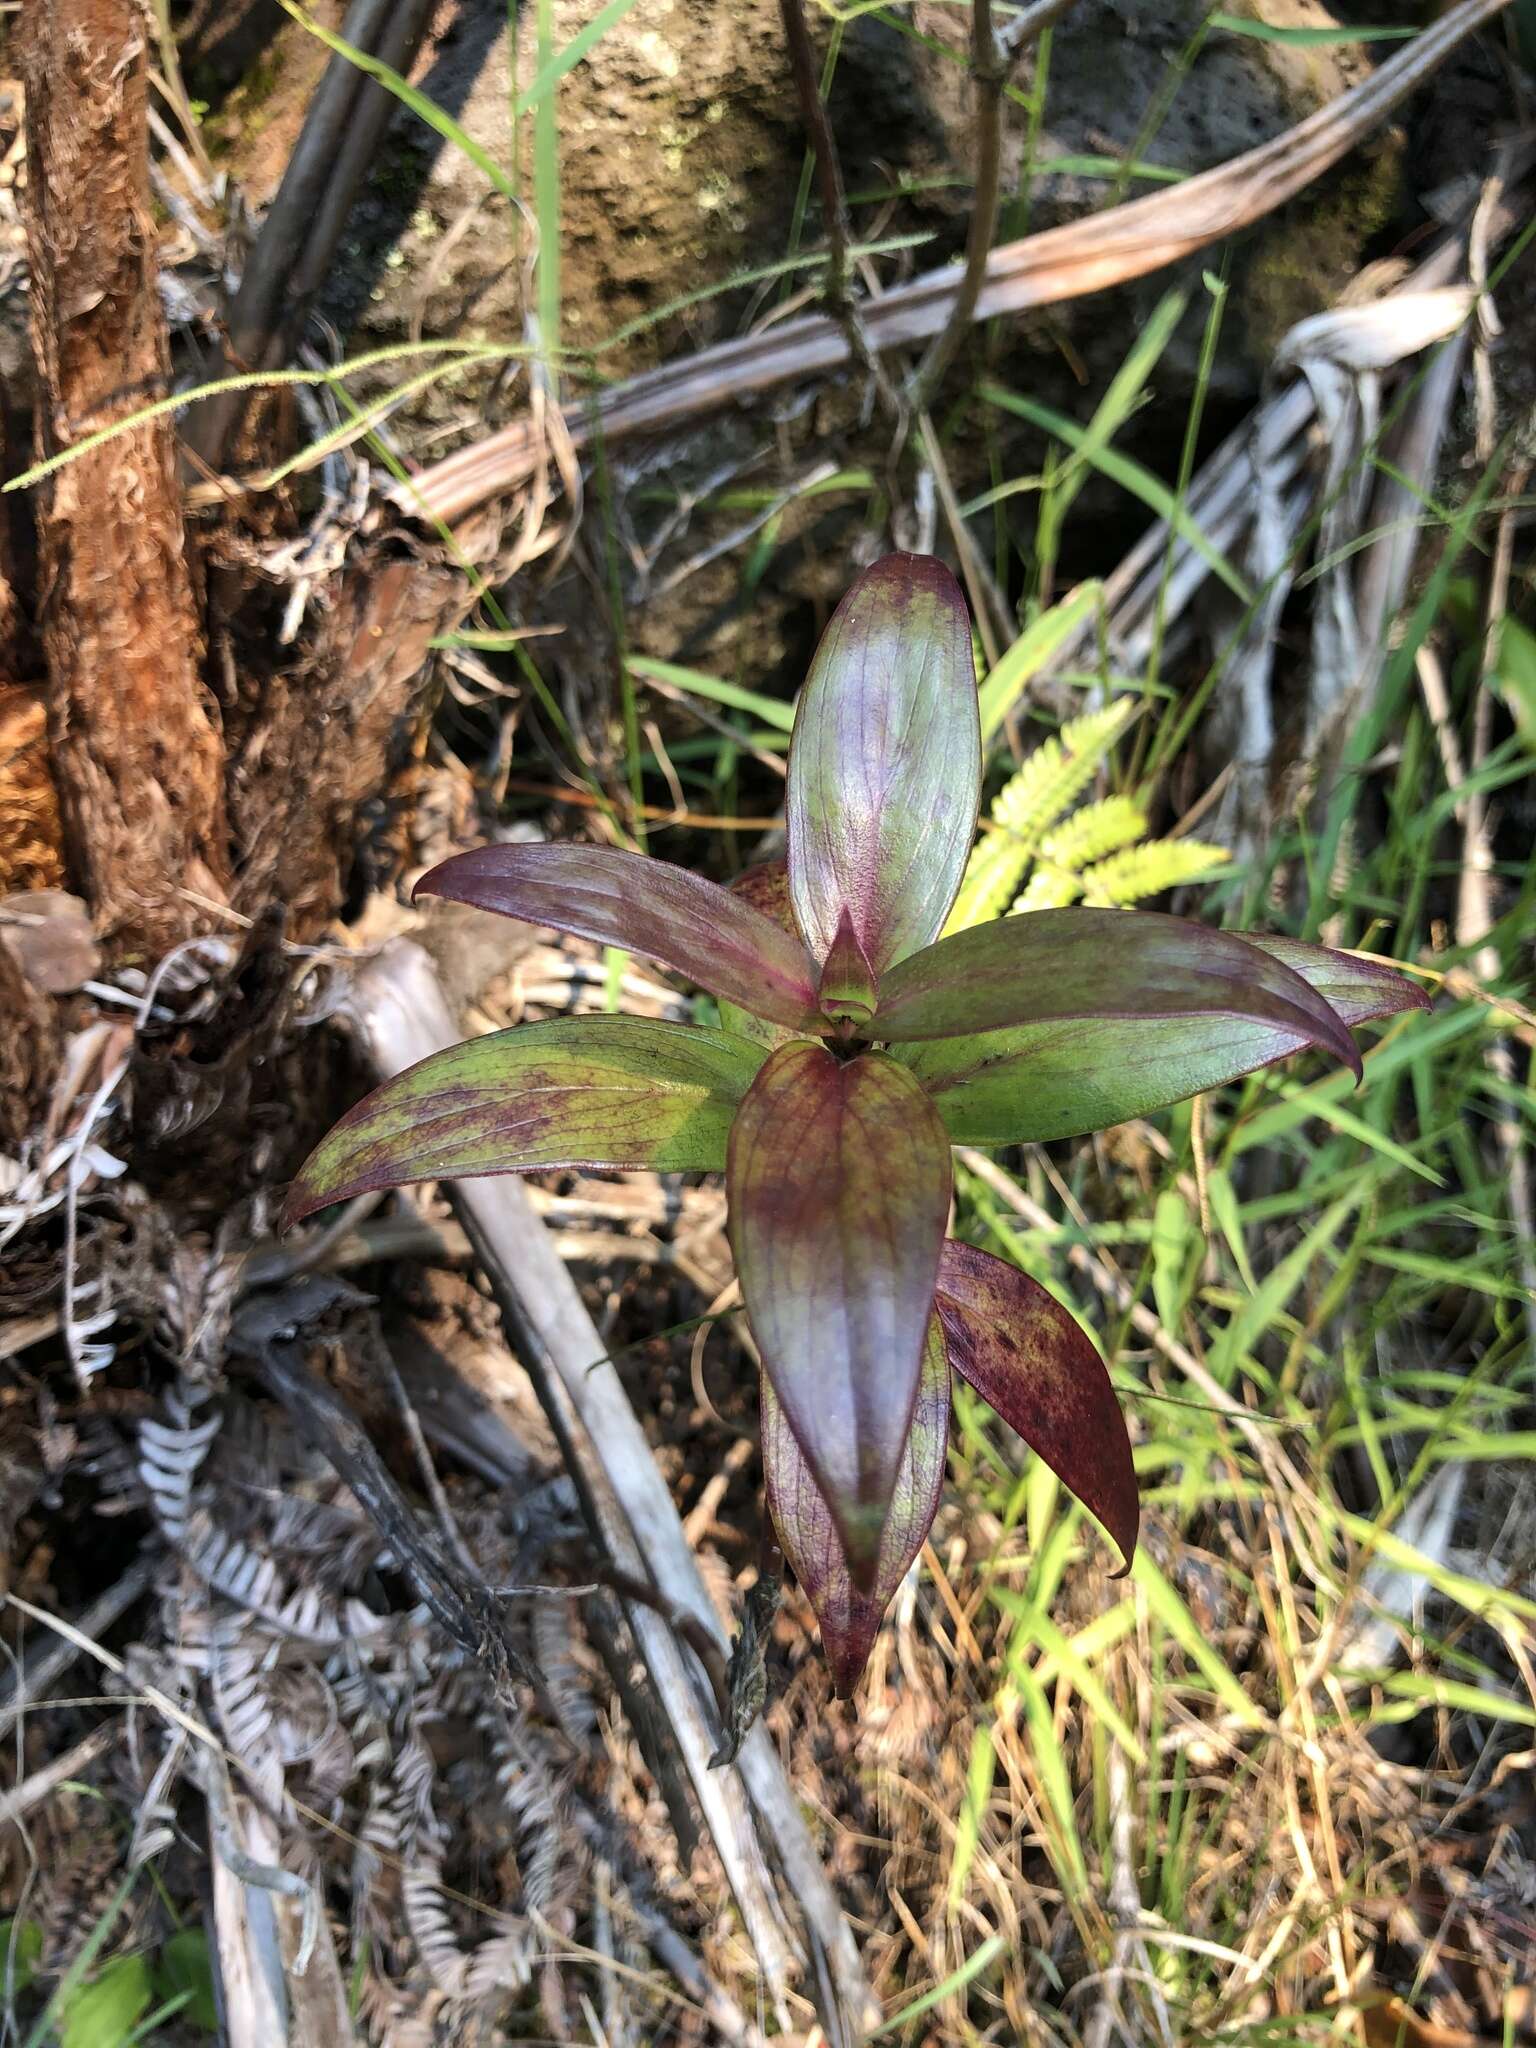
[0,1729,115,1832]
[0,1557,156,1739]
[1012,184,1524,741]
[403,0,1512,525]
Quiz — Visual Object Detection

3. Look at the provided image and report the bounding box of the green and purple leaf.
[416,843,822,1031]
[787,554,981,978]
[906,1015,1329,1145]
[874,910,1362,1074]
[761,1316,948,1697]
[726,1041,953,1588]
[1240,934,1431,1027]
[281,1017,766,1228]
[936,1242,1137,1569]
[716,864,802,1050]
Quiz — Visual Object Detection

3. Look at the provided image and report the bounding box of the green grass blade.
[1024,1608,1147,1764]
[21,1876,136,2048]
[1379,1674,1536,1727]
[1267,1082,1446,1186]
[4,341,517,493]
[1011,1665,1090,1894]
[1208,13,1416,42]
[1133,1552,1265,1726]
[981,382,1253,602]
[864,1933,1007,2038]
[626,656,796,733]
[1035,286,1188,581]
[533,0,561,357]
[977,582,1104,742]
[946,1723,997,1909]
[1362,1247,1533,1302]
[511,0,645,117]
[594,232,931,354]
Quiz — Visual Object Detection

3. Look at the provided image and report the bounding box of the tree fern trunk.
[18,0,230,960]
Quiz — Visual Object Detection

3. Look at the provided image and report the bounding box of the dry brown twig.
[1084,1745,1173,2048]
[776,0,902,421]
[907,0,1005,416]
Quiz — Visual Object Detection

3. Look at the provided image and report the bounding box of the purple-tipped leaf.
[936,1242,1137,1569]
[1241,934,1430,1027]
[880,909,1361,1067]
[761,1316,948,1697]
[788,555,981,976]
[417,843,821,1032]
[281,1018,765,1228]
[727,1041,952,1588]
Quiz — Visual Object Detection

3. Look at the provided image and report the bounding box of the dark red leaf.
[788,554,980,977]
[726,1040,952,1588]
[416,843,821,1031]
[936,1241,1137,1569]
[1240,934,1430,1026]
[761,1316,948,1697]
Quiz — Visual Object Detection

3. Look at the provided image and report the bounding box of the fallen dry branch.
[339,936,874,2041]
[403,0,1512,527]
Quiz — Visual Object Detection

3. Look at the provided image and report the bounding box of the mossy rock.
[1238,127,1408,362]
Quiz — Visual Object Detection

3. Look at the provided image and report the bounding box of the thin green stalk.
[584,396,647,848]
[1132,262,1229,784]
[1108,12,1209,207]
[533,0,561,370]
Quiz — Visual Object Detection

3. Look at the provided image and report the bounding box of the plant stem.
[996,0,1080,67]
[777,0,852,313]
[908,0,1005,414]
[776,0,903,415]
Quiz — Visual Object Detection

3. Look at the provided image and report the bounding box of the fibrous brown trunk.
[0,935,61,1151]
[19,0,230,961]
[226,550,465,941]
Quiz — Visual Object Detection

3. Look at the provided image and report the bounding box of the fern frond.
[945,834,1029,932]
[138,1381,221,1546]
[1080,837,1230,907]
[403,1848,470,1997]
[1038,793,1147,871]
[1014,864,1083,911]
[947,699,1138,932]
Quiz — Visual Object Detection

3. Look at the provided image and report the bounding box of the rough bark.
[0,686,63,894]
[226,549,465,940]
[19,0,230,960]
[0,935,61,1151]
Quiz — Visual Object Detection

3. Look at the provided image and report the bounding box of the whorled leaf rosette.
[284,553,1430,1692]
